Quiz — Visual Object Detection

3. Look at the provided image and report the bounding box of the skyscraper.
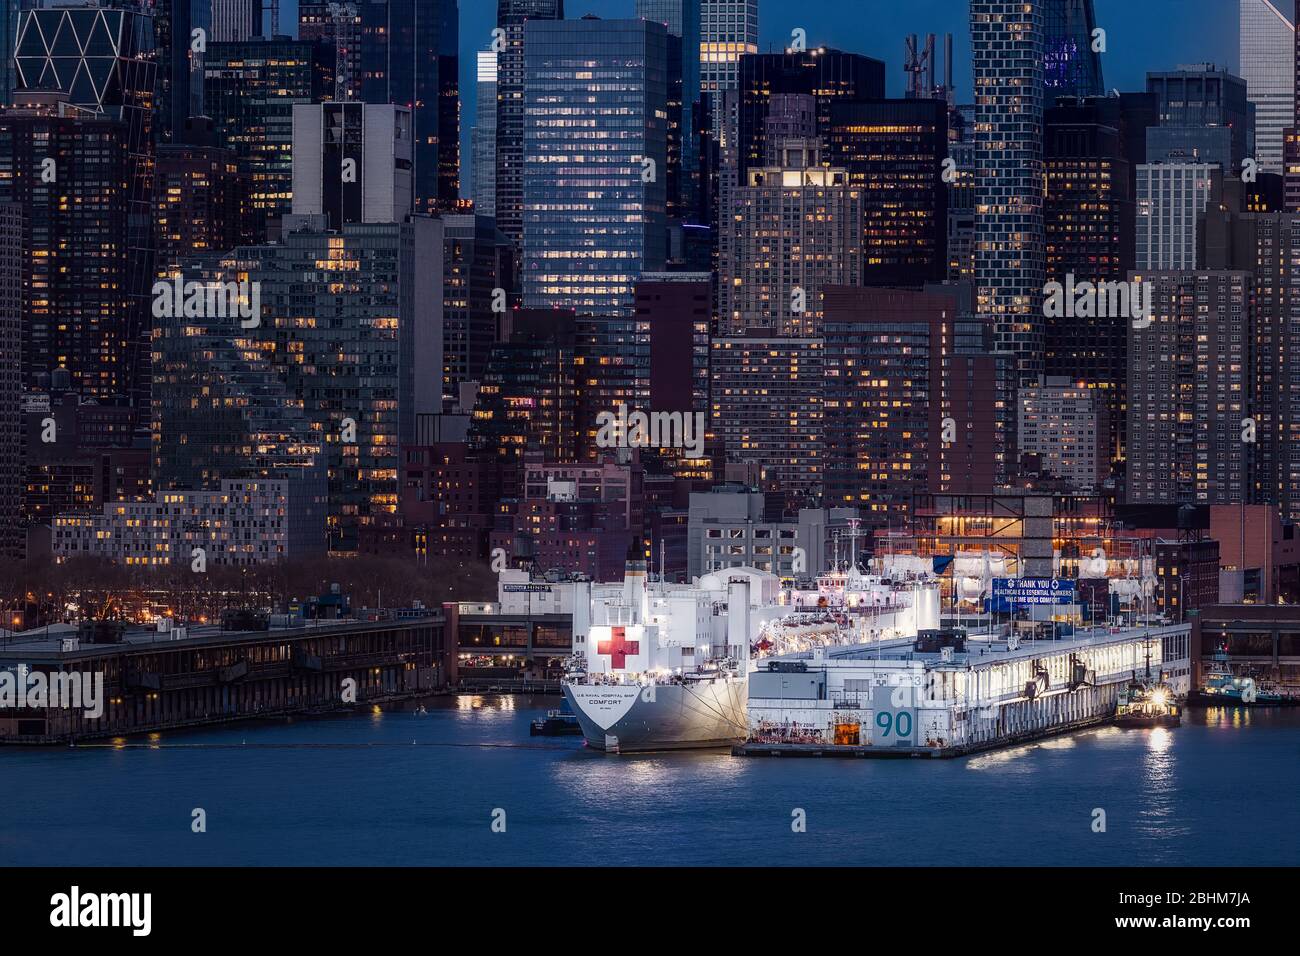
[699,0,757,135]
[710,335,824,505]
[300,1,364,100]
[521,17,669,315]
[736,49,885,178]
[719,137,863,335]
[210,0,261,41]
[0,93,130,401]
[823,286,1002,519]
[1136,163,1220,270]
[359,0,459,213]
[205,37,334,242]
[1127,271,1253,505]
[0,201,20,557]
[1043,0,1104,100]
[971,0,1046,386]
[153,127,244,278]
[826,98,949,288]
[1240,0,1294,173]
[153,0,211,144]
[638,1,702,218]
[494,0,564,248]
[1146,64,1254,170]
[15,2,158,417]
[0,1,25,107]
[1044,93,1154,463]
[176,216,444,550]
[442,213,510,403]
[472,50,498,216]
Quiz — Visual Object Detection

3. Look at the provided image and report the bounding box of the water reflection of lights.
[455,694,515,712]
[1203,706,1252,729]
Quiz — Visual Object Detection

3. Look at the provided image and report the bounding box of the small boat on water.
[1188,647,1297,707]
[530,702,583,736]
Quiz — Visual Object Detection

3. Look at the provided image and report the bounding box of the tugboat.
[1114,635,1181,728]
[1190,645,1295,707]
[1115,677,1181,728]
[530,700,583,736]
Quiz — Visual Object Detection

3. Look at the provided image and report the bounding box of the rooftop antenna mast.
[327,2,358,101]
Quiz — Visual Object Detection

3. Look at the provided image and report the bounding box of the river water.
[2,697,1296,866]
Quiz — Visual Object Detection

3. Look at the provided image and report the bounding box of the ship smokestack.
[624,552,648,625]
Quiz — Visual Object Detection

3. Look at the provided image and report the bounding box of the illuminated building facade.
[1042,0,1103,100]
[0,94,130,401]
[204,38,334,243]
[495,0,565,247]
[720,138,862,336]
[710,335,824,505]
[826,97,949,288]
[153,133,244,279]
[15,2,158,418]
[1126,271,1254,506]
[736,48,885,178]
[521,17,668,315]
[699,0,756,137]
[172,216,443,550]
[1044,93,1155,463]
[971,0,1046,386]
[51,480,326,566]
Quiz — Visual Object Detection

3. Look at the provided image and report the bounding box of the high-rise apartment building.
[442,213,510,403]
[1018,377,1110,492]
[173,216,444,550]
[699,0,757,136]
[823,286,1002,522]
[1127,271,1254,505]
[15,2,158,418]
[153,131,244,278]
[1044,93,1155,462]
[736,49,885,178]
[971,0,1046,385]
[719,138,862,335]
[0,93,130,401]
[710,335,824,505]
[0,202,20,557]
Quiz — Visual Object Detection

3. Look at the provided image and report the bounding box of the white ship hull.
[563,678,747,753]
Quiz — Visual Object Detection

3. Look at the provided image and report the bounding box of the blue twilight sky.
[275,0,1243,196]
